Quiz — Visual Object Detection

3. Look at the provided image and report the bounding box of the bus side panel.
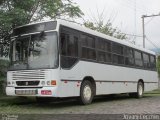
[59,61,158,97]
[96,82,137,95]
[57,79,81,97]
[144,83,158,92]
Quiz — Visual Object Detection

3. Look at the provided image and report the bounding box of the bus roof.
[14,19,156,55]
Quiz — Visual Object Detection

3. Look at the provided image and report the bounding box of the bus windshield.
[9,32,58,70]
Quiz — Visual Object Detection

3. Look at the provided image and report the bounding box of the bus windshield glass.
[9,32,58,70]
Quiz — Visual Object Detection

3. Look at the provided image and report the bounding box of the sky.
[73,0,160,51]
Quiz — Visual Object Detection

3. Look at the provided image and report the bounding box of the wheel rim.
[83,85,92,101]
[138,84,143,96]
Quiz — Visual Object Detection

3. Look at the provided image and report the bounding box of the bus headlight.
[7,81,11,85]
[47,81,50,85]
[41,81,45,85]
[12,81,15,85]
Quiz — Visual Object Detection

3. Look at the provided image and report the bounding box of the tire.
[79,80,94,105]
[129,82,144,98]
[137,82,144,98]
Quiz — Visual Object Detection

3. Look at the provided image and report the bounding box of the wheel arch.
[138,79,144,91]
[82,76,96,95]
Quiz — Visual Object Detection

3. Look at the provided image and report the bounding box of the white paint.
[6,20,159,98]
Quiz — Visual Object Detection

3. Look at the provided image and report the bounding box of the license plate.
[15,90,37,95]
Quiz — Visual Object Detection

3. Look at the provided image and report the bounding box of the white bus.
[6,19,158,105]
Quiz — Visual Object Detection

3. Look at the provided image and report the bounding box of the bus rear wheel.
[129,82,144,98]
[79,80,94,105]
[137,82,144,98]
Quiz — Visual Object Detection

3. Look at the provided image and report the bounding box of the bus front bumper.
[6,86,58,97]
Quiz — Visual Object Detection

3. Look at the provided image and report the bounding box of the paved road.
[0,94,160,120]
[3,94,160,114]
[52,95,160,114]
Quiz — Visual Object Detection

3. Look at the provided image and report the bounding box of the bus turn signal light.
[51,80,56,85]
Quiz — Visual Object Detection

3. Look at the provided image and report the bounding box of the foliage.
[0,0,84,57]
[0,59,9,78]
[84,20,127,40]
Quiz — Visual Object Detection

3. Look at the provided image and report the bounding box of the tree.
[0,0,84,57]
[84,20,127,40]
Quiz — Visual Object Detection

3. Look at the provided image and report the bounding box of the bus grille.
[16,81,40,86]
[12,70,46,81]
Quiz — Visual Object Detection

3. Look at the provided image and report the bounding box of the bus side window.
[112,43,124,65]
[60,31,79,69]
[124,47,134,66]
[81,34,96,60]
[150,55,156,70]
[134,50,143,67]
[61,33,68,56]
[143,53,150,69]
[97,38,111,63]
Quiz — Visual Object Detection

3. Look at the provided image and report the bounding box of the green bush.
[0,80,6,96]
[0,59,9,78]
[0,59,8,96]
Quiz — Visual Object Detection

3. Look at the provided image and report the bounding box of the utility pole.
[142,13,160,48]
[142,15,145,48]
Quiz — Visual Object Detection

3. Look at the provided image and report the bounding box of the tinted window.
[61,33,69,56]
[125,58,134,65]
[134,50,143,67]
[143,53,149,61]
[98,51,111,62]
[82,35,95,48]
[134,51,142,60]
[112,43,124,65]
[67,36,78,56]
[143,53,150,69]
[61,33,78,57]
[98,38,111,52]
[124,47,134,66]
[150,55,156,70]
[61,56,78,68]
[81,34,96,60]
[113,55,124,64]
[60,30,78,68]
[82,48,96,60]
[112,43,124,55]
[125,47,134,58]
[135,60,143,67]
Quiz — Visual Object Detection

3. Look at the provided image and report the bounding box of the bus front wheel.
[79,80,94,105]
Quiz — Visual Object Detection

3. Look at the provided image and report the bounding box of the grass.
[144,89,160,94]
[144,89,160,96]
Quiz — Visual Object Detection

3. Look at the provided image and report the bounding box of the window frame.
[134,50,143,67]
[112,42,125,65]
[60,26,80,69]
[96,38,112,63]
[59,25,157,71]
[81,34,97,61]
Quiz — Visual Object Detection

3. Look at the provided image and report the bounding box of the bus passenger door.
[59,27,81,97]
